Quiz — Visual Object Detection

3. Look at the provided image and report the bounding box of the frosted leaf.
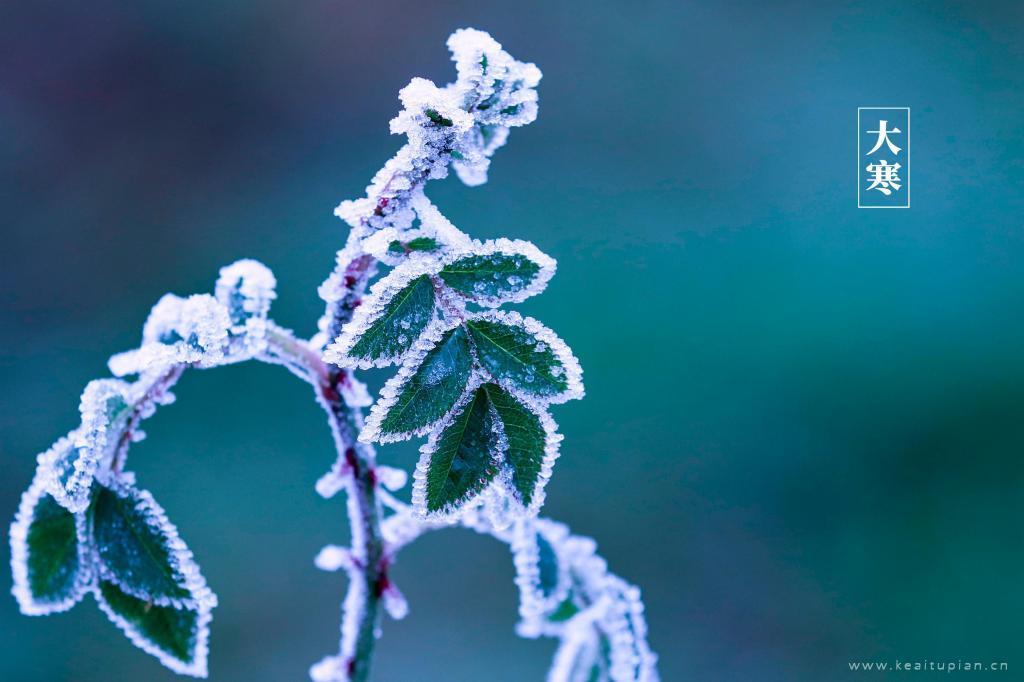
[466,310,584,405]
[10,471,92,615]
[38,431,86,513]
[485,383,563,515]
[512,520,571,625]
[214,259,277,324]
[43,379,133,513]
[360,319,472,443]
[124,293,236,373]
[445,28,542,187]
[323,257,441,369]
[411,379,502,520]
[95,580,214,678]
[439,238,556,307]
[363,225,446,269]
[91,475,217,612]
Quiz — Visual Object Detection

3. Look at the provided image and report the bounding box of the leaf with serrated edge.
[10,472,92,615]
[466,310,583,404]
[95,580,212,678]
[439,238,555,307]
[511,519,571,625]
[91,475,217,611]
[361,319,473,443]
[484,383,562,514]
[412,381,502,518]
[323,257,442,369]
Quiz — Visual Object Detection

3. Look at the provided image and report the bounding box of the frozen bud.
[215,259,277,324]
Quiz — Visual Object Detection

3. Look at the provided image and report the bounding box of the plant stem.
[265,252,384,681]
[319,369,384,682]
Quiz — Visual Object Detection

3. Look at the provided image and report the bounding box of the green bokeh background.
[2,1,1022,680]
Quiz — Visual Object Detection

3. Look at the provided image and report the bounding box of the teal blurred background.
[2,1,1023,680]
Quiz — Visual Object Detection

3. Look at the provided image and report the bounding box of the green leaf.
[439,242,551,306]
[425,108,454,126]
[370,325,473,440]
[11,481,90,614]
[338,274,436,367]
[96,580,207,675]
[467,317,570,399]
[91,482,193,605]
[547,597,580,623]
[419,386,501,514]
[536,531,560,598]
[388,237,440,254]
[483,383,549,507]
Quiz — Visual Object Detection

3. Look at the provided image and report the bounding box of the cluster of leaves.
[10,260,278,677]
[324,238,583,521]
[11,472,216,676]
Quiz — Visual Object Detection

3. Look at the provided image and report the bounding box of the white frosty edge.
[410,375,503,521]
[322,256,444,369]
[93,473,218,612]
[10,470,93,616]
[409,191,473,251]
[440,237,557,307]
[489,388,564,519]
[469,309,585,406]
[214,258,277,321]
[359,317,465,444]
[511,519,572,625]
[547,625,603,682]
[93,582,214,678]
[39,430,87,513]
[44,379,131,513]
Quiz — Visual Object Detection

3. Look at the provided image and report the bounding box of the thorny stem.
[264,251,384,682]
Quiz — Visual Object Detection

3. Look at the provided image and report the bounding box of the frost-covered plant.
[10,29,659,682]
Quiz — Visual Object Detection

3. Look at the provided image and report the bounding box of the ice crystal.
[215,258,277,324]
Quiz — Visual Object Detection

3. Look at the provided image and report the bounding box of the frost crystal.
[215,259,277,323]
